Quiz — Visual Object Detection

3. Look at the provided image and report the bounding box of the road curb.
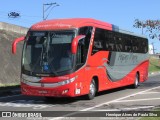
[149,71,160,77]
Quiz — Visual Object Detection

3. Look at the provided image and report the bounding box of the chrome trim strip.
[22,74,42,82]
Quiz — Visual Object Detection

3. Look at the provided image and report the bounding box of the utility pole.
[151,42,156,54]
[141,21,144,35]
[43,2,59,20]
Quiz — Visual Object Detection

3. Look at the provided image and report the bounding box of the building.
[149,44,154,54]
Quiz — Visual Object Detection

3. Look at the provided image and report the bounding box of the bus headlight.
[58,76,77,86]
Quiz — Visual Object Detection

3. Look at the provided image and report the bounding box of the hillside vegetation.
[149,56,160,73]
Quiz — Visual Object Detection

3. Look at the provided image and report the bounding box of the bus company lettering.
[34,23,72,29]
[118,53,138,63]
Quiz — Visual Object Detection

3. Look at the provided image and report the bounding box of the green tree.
[133,19,160,40]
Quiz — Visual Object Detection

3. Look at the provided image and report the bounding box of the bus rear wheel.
[86,79,97,100]
[132,73,139,88]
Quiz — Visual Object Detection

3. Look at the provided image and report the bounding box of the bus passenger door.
[75,27,93,95]
[75,38,86,95]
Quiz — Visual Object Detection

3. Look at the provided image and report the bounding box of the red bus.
[12,18,149,100]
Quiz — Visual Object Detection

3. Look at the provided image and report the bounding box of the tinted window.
[92,28,106,54]
[92,28,148,55]
[75,27,93,69]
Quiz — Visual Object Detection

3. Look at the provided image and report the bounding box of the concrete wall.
[0,22,28,34]
[0,22,28,85]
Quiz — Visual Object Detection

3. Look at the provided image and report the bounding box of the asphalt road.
[0,74,160,120]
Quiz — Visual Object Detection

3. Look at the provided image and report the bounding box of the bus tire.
[132,73,139,88]
[86,79,97,100]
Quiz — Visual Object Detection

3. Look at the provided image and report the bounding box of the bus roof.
[31,18,112,30]
[30,18,147,39]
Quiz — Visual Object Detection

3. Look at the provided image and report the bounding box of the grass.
[149,56,160,73]
[139,116,160,120]
[0,83,20,90]
[0,83,19,87]
[139,108,160,120]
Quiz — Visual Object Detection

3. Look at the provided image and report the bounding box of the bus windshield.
[22,30,75,76]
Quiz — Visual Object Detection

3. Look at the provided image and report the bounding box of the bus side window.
[92,28,104,54]
[132,37,138,53]
[108,43,114,51]
[124,35,132,52]
[114,33,123,52]
[76,38,85,67]
[76,26,93,69]
[141,38,148,53]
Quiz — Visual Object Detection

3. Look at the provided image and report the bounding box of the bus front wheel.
[86,79,97,100]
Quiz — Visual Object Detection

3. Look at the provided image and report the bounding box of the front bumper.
[21,82,75,97]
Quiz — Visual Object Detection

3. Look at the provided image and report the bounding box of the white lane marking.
[114,98,160,103]
[91,109,120,111]
[50,85,160,120]
[81,85,160,111]
[138,92,160,94]
[91,106,154,111]
[121,106,155,110]
[0,94,22,99]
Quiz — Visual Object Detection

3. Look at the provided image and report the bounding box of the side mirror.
[71,35,85,54]
[12,36,25,54]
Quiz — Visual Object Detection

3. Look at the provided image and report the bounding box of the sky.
[0,0,160,52]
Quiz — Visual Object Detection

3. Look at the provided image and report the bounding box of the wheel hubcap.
[90,82,95,95]
[135,76,138,86]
